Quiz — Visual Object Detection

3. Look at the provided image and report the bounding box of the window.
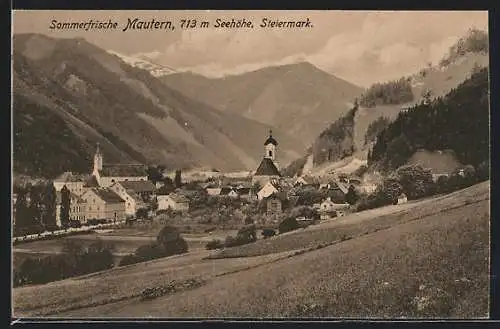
[268,150,273,157]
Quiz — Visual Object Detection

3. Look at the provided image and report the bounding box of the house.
[397,193,408,205]
[53,172,86,196]
[109,182,147,217]
[81,188,126,222]
[236,187,256,200]
[90,143,148,188]
[220,186,239,198]
[330,181,349,195]
[112,180,155,202]
[294,176,320,188]
[319,197,350,220]
[265,193,284,216]
[205,184,222,196]
[55,191,88,225]
[158,193,190,212]
[252,130,281,186]
[257,180,280,200]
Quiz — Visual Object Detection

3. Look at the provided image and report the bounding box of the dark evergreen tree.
[174,169,182,188]
[41,183,58,231]
[60,185,71,229]
[345,185,359,205]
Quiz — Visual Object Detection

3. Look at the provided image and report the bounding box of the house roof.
[99,164,147,177]
[168,193,189,203]
[91,188,125,203]
[220,187,236,195]
[237,187,252,195]
[265,191,287,202]
[254,158,281,177]
[84,175,100,188]
[330,181,349,194]
[118,180,155,193]
[54,172,85,183]
[55,191,85,204]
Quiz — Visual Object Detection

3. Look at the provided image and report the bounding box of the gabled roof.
[99,164,147,177]
[54,172,85,183]
[90,188,125,203]
[254,158,281,177]
[220,187,236,195]
[84,175,100,188]
[117,180,155,193]
[330,181,349,194]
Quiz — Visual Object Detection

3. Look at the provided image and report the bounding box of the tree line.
[368,68,489,173]
[359,77,414,108]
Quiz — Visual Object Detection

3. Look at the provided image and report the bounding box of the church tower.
[253,129,282,186]
[264,129,278,161]
[92,142,103,176]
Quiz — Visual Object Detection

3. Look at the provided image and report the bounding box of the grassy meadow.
[12,181,490,319]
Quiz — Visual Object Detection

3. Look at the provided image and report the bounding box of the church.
[252,130,282,186]
[88,143,148,188]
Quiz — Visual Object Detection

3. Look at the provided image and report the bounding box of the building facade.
[157,193,190,212]
[81,188,126,222]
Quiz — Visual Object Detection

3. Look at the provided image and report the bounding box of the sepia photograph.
[11,10,490,319]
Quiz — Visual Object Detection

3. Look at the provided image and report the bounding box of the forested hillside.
[368,68,489,172]
[13,94,93,178]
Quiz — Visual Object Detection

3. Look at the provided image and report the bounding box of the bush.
[262,228,276,239]
[15,240,115,286]
[205,239,224,250]
[156,225,189,256]
[237,224,257,243]
[279,217,301,234]
[118,254,141,267]
[135,243,168,259]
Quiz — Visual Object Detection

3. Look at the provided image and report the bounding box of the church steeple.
[264,129,278,161]
[93,142,103,175]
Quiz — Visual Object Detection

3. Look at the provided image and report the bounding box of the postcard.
[11,10,490,319]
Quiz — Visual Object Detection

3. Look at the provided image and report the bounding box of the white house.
[55,191,87,225]
[206,187,222,196]
[257,180,281,200]
[109,182,147,217]
[158,193,190,212]
[319,197,350,220]
[397,193,408,205]
[80,188,126,222]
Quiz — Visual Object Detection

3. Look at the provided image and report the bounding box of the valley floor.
[13,181,490,319]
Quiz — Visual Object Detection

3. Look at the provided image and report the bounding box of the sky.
[13,10,488,87]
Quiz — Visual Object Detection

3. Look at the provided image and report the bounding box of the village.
[12,130,394,244]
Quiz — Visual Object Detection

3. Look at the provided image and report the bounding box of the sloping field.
[210,181,489,259]
[13,181,489,318]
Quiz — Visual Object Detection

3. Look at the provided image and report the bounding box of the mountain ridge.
[12,33,307,178]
